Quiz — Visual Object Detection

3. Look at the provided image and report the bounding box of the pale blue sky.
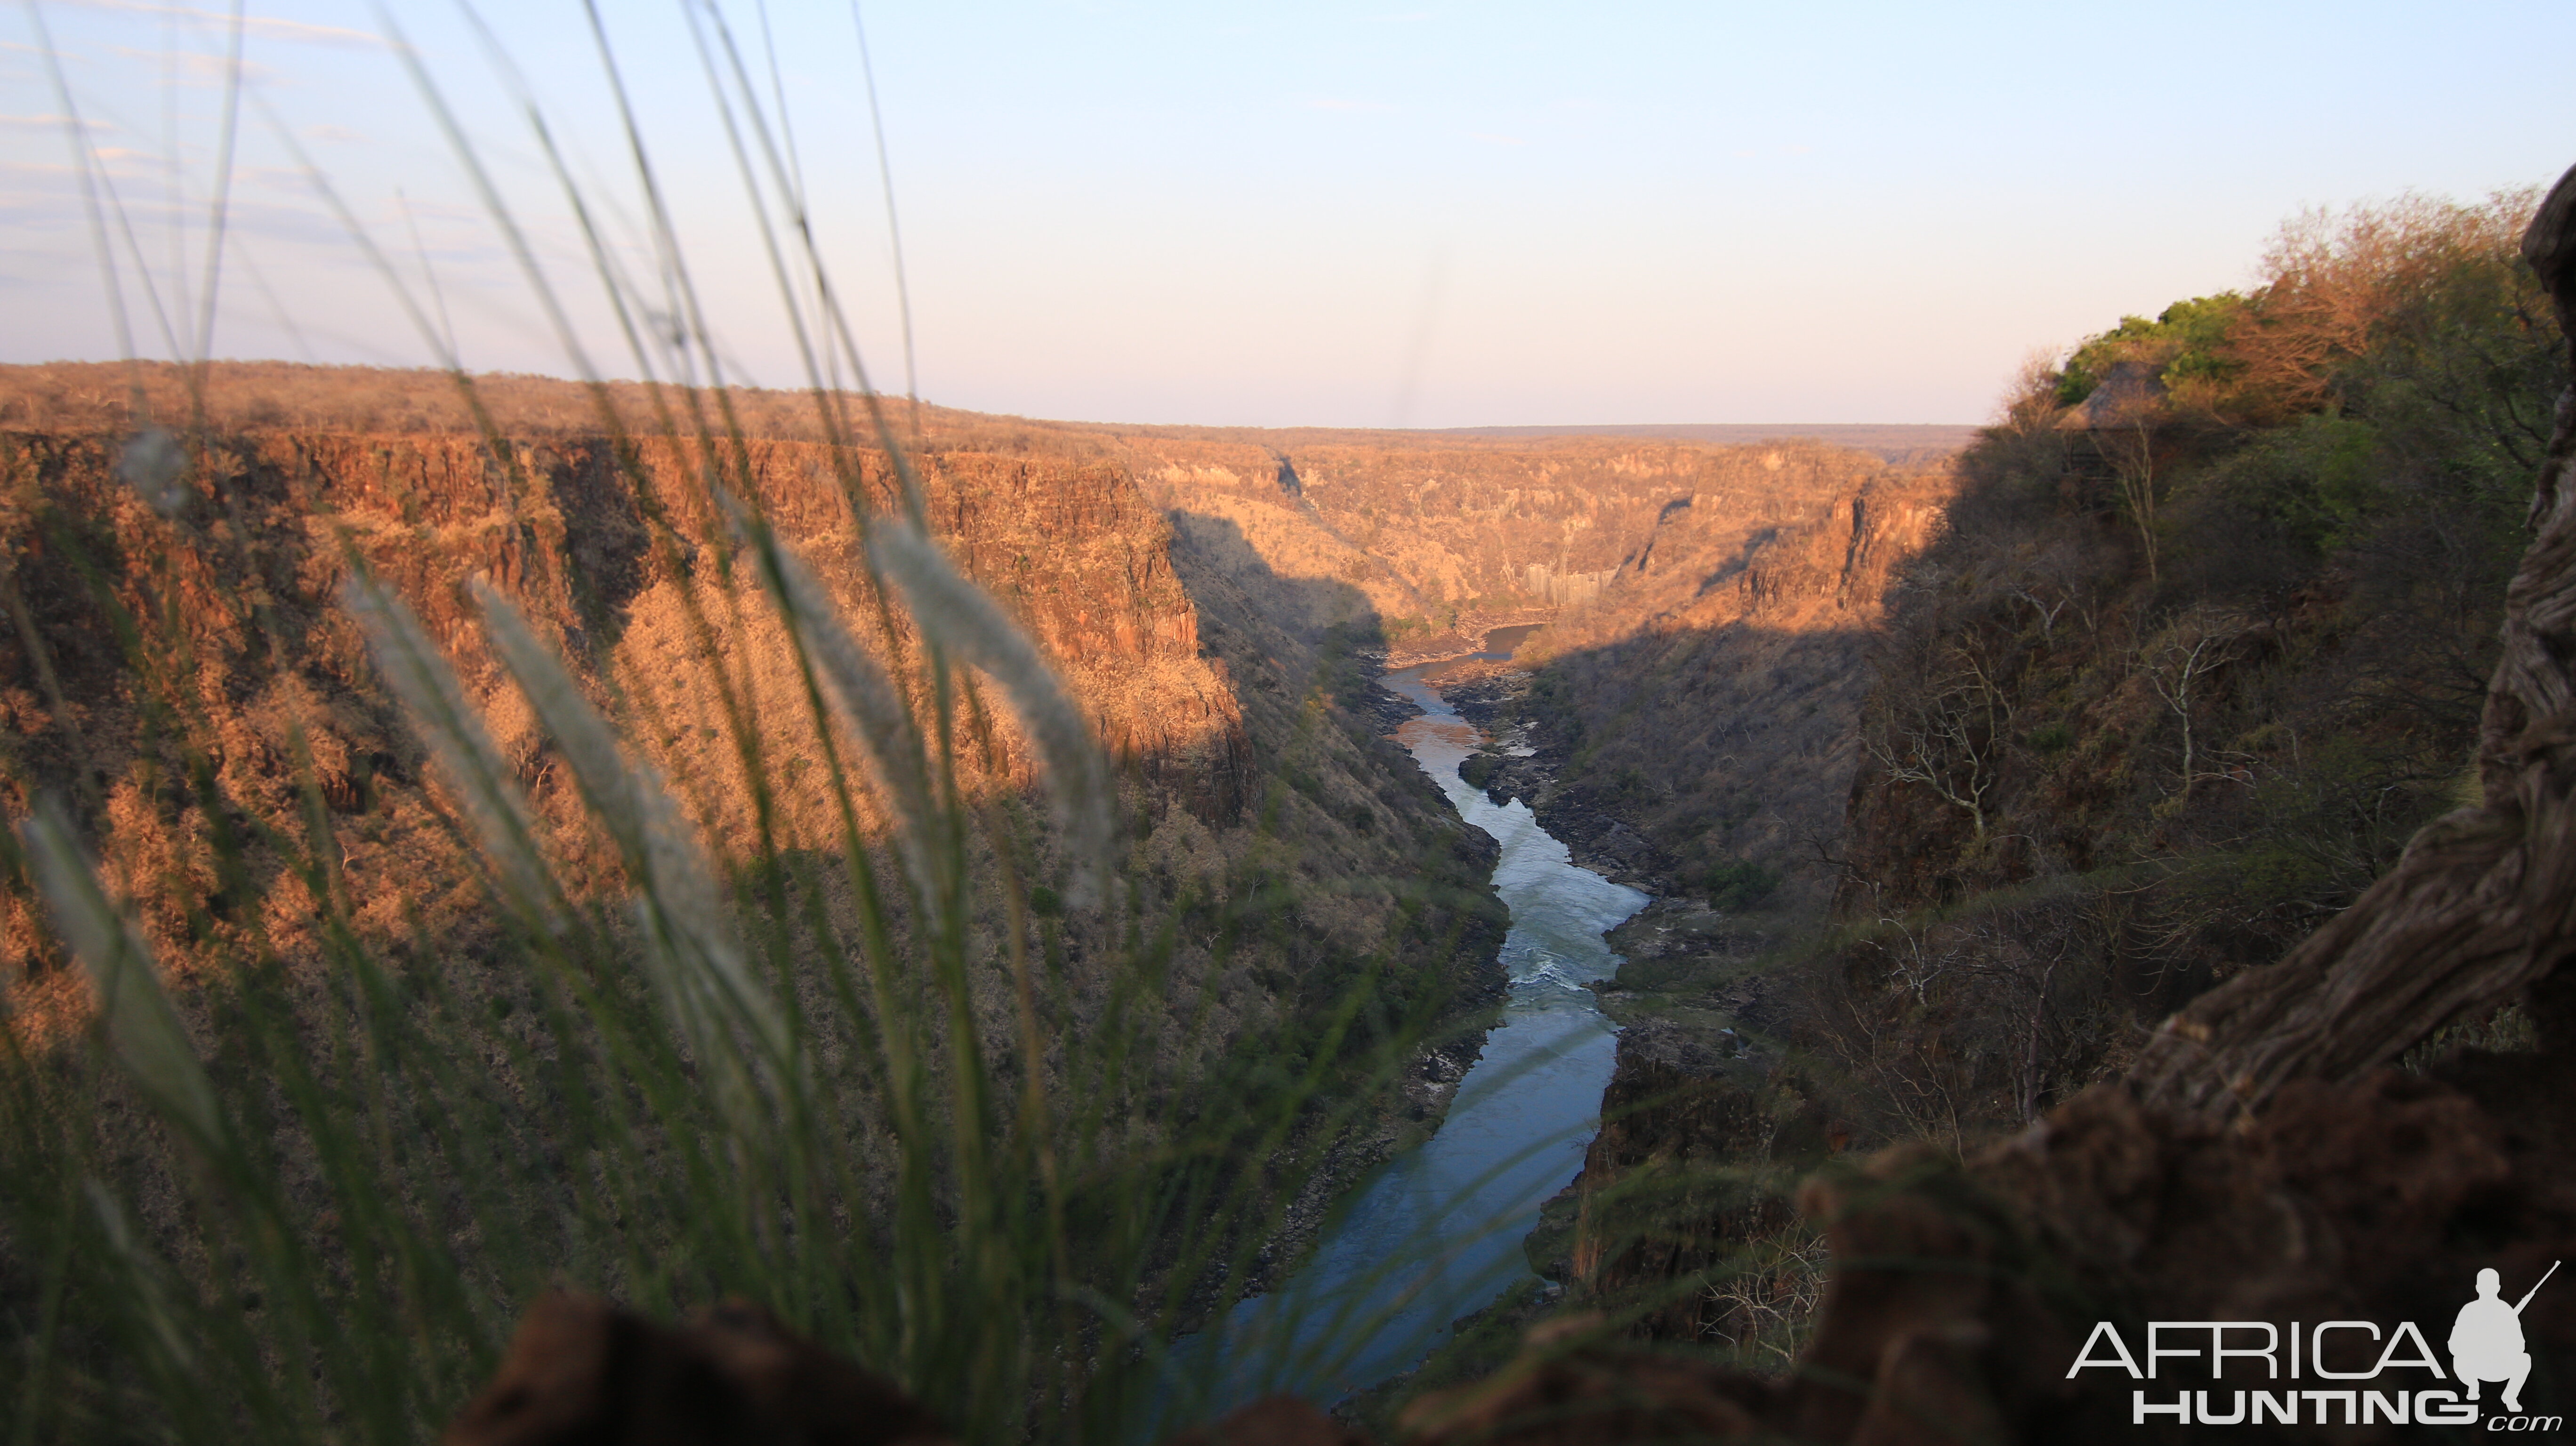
[6,2,2573,428]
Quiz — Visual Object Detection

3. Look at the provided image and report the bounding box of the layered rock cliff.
[0,363,1506,1158]
[1103,432,1889,661]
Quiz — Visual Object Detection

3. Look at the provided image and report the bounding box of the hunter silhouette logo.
[2070,1261,2561,1429]
[2455,1262,2557,1415]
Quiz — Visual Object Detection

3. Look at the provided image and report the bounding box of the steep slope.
[0,363,1508,1162]
[1462,183,2570,1384]
[1795,188,2568,1146]
[1393,168,2576,1446]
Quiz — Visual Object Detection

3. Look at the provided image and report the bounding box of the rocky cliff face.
[0,434,1179,958]
[1107,433,1887,660]
[0,367,1505,1138]
[1453,461,1956,936]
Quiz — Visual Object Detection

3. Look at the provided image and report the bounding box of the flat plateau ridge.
[1430,422,1977,464]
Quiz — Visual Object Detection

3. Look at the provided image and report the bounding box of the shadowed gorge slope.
[1401,190,2576,1409]
[1787,185,2571,1149]
[1365,185,2576,1434]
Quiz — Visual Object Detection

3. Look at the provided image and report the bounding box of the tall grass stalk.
[0,9,1497,1444]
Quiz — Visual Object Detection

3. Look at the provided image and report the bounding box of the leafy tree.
[1820,184,2568,1148]
[2056,293,2249,408]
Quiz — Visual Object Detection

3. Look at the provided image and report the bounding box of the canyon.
[0,358,1947,1422]
[30,226,2568,1445]
[0,367,1938,1043]
[0,359,1955,1441]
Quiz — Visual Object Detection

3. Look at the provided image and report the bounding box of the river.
[1179,627,1649,1413]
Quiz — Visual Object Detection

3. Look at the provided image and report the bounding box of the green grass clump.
[0,11,1481,1443]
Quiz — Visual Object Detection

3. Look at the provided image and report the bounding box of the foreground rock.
[1412,1057,2576,1443]
[445,1293,954,1446]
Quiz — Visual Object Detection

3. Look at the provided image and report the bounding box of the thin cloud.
[238,162,320,190]
[56,0,380,49]
[300,123,365,144]
[0,162,346,246]
[0,113,113,131]
[108,47,287,86]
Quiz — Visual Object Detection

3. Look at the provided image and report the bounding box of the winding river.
[1184,629,1650,1413]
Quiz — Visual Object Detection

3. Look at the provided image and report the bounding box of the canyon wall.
[0,366,1508,1149]
[1452,458,1957,937]
[1103,432,1886,660]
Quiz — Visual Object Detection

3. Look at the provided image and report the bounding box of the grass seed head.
[719,491,948,907]
[867,519,1116,905]
[471,578,649,866]
[343,571,559,929]
[23,802,225,1149]
[115,427,187,516]
[472,576,790,1086]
